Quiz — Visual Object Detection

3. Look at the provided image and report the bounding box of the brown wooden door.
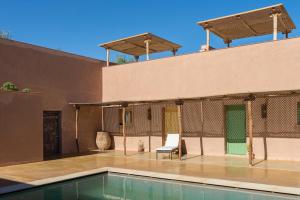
[43,111,61,158]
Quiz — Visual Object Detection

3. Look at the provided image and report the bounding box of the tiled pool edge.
[0,167,299,196]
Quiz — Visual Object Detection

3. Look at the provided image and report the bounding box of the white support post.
[144,39,151,60]
[106,48,110,67]
[272,13,278,41]
[206,28,210,51]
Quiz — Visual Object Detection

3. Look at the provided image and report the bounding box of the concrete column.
[144,39,151,60]
[272,13,278,41]
[206,28,210,51]
[106,48,110,67]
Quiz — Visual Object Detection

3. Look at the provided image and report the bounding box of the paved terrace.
[0,152,300,195]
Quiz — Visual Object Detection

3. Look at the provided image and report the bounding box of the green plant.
[116,55,134,64]
[1,81,19,91]
[22,88,31,93]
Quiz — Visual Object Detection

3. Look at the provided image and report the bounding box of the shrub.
[1,82,19,91]
[22,88,31,93]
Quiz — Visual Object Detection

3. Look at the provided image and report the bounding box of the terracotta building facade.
[0,38,105,166]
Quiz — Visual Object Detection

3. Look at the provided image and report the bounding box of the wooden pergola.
[99,33,181,66]
[69,92,299,164]
[197,4,296,50]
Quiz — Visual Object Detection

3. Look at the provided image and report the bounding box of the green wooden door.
[225,105,246,155]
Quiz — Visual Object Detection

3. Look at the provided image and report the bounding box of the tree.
[116,55,134,64]
[0,30,11,39]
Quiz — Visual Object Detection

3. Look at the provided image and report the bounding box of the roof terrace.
[99,33,181,66]
[197,3,295,51]
[99,4,296,65]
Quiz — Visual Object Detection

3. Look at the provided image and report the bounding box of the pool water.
[0,173,299,200]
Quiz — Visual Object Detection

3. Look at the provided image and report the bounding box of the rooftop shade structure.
[99,33,181,56]
[197,4,296,43]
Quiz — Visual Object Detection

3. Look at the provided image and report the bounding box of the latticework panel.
[103,95,300,139]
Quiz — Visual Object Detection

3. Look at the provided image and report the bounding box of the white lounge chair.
[156,133,179,160]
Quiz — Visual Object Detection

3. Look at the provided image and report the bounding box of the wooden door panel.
[43,111,61,158]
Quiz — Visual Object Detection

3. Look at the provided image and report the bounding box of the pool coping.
[0,167,299,196]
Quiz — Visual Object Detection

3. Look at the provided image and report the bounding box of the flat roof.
[197,4,296,42]
[99,33,181,56]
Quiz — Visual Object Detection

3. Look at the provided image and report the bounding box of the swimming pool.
[0,173,299,200]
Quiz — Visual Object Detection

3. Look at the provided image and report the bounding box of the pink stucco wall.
[113,136,300,160]
[103,37,300,102]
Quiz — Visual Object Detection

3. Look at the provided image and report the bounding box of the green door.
[226,105,246,155]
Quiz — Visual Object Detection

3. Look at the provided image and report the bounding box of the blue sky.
[1,0,299,61]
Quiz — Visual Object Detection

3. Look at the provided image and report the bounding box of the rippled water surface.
[1,173,299,200]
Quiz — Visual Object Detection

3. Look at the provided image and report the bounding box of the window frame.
[118,108,133,127]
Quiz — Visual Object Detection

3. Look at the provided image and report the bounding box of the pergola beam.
[99,33,181,59]
[125,40,157,55]
[237,15,258,36]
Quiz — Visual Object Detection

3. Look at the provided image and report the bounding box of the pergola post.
[101,107,105,131]
[272,13,278,41]
[134,55,139,62]
[246,95,254,166]
[205,28,210,51]
[75,105,80,153]
[285,32,289,39]
[263,98,269,160]
[148,107,152,153]
[122,103,128,156]
[171,49,177,56]
[284,30,289,39]
[200,101,204,156]
[144,39,151,60]
[176,100,184,160]
[106,48,110,67]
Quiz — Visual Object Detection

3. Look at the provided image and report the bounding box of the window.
[261,104,267,119]
[118,108,133,126]
[297,102,300,125]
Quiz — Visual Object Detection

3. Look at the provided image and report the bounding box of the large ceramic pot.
[96,132,111,151]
